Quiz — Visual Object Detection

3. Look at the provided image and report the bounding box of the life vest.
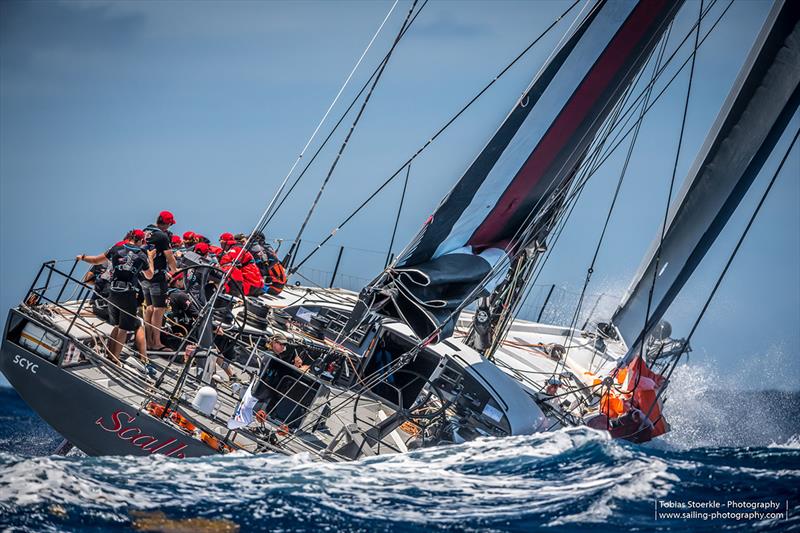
[241,262,264,296]
[219,253,244,295]
[110,244,147,284]
[266,262,287,294]
[223,247,264,296]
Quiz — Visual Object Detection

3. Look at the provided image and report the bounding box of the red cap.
[183,231,196,241]
[131,229,146,241]
[194,242,210,255]
[219,232,234,242]
[158,211,176,225]
[171,235,182,245]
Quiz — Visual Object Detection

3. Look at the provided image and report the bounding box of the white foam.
[768,434,800,449]
[0,428,664,525]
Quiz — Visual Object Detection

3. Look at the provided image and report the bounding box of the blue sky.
[1,0,797,390]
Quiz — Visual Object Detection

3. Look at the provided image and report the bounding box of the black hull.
[1,319,216,458]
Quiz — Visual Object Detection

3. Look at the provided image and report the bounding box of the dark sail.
[613,0,800,356]
[359,0,684,342]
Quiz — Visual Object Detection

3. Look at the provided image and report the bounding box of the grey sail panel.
[612,0,800,351]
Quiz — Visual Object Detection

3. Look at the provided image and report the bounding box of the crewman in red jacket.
[219,247,264,297]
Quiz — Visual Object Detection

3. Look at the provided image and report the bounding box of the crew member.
[168,290,240,381]
[228,333,291,429]
[83,258,111,321]
[226,246,265,296]
[208,245,224,260]
[77,229,155,365]
[264,253,287,296]
[219,232,236,252]
[164,290,205,350]
[252,335,310,411]
[169,271,186,290]
[193,242,211,257]
[218,251,245,296]
[142,210,179,350]
[247,231,272,277]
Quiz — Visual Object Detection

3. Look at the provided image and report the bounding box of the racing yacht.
[2,0,797,460]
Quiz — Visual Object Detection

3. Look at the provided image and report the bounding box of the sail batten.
[358,0,684,341]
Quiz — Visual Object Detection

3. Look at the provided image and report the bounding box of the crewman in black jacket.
[142,210,178,350]
[78,229,155,365]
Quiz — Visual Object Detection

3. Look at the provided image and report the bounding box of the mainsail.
[612,0,800,355]
[358,0,684,341]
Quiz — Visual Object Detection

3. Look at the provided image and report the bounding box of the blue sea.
[1,385,798,532]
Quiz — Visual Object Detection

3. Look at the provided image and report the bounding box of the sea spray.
[656,361,800,450]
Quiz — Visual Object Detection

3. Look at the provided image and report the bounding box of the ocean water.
[1,385,798,532]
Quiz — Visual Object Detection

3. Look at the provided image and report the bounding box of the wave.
[1,427,798,532]
[2,381,799,531]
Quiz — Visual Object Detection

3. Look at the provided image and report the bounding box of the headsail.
[612,0,800,355]
[358,0,684,341]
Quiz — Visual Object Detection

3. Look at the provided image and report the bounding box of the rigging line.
[486,78,636,356]
[183,2,414,356]
[255,0,400,235]
[491,48,651,340]
[554,0,733,229]
[639,125,800,437]
[519,0,597,100]
[275,1,399,217]
[297,0,720,384]
[386,163,411,268]
[577,0,730,183]
[410,0,726,305]
[558,21,673,367]
[636,0,704,365]
[263,1,428,231]
[454,63,644,355]
[287,0,584,272]
[290,269,357,305]
[548,0,722,196]
[286,0,424,270]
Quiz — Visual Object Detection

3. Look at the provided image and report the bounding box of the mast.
[613,0,800,360]
[357,0,685,342]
